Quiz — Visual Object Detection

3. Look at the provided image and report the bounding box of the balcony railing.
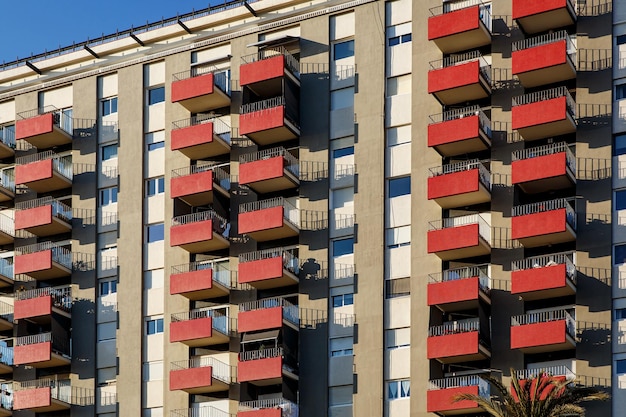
[515,365,575,381]
[15,332,70,357]
[171,406,233,417]
[240,347,283,362]
[172,210,228,233]
[512,30,577,65]
[512,198,576,230]
[14,377,93,406]
[171,306,231,334]
[173,66,230,93]
[17,105,73,135]
[0,125,16,149]
[16,151,73,181]
[171,259,231,287]
[240,96,285,115]
[512,252,576,284]
[512,142,576,172]
[429,374,489,392]
[241,46,300,79]
[16,196,73,222]
[512,86,576,118]
[16,242,72,269]
[429,0,492,32]
[239,297,299,326]
[0,167,15,192]
[0,213,13,237]
[239,197,299,228]
[511,309,576,338]
[239,147,300,178]
[429,264,490,293]
[429,106,492,136]
[429,50,492,84]
[429,317,480,337]
[239,246,300,275]
[170,356,236,384]
[171,115,232,144]
[429,159,491,190]
[239,398,298,412]
[0,300,12,323]
[171,163,231,190]
[15,284,73,311]
[0,258,13,279]
[429,213,491,242]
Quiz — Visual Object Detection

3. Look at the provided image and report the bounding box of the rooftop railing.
[0,167,15,192]
[16,196,73,222]
[0,125,16,149]
[15,241,72,269]
[171,306,231,334]
[429,50,492,85]
[170,356,236,384]
[511,309,576,338]
[171,259,231,287]
[239,246,299,275]
[429,159,491,190]
[172,163,231,190]
[239,297,299,326]
[171,115,232,144]
[15,284,73,311]
[240,147,299,178]
[429,317,481,337]
[15,151,73,181]
[512,86,576,118]
[512,30,577,65]
[512,198,576,230]
[241,46,300,79]
[239,398,297,412]
[428,264,490,293]
[515,365,575,381]
[512,142,576,173]
[429,0,492,33]
[429,213,491,244]
[512,252,576,284]
[239,197,299,228]
[239,346,283,362]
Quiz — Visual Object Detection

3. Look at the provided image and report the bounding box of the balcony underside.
[0,363,11,375]
[430,292,491,313]
[244,170,299,194]
[245,221,299,242]
[432,183,491,209]
[516,60,576,89]
[0,230,12,246]
[25,262,71,281]
[516,224,576,248]
[174,134,231,160]
[0,316,11,332]
[0,186,14,203]
[433,134,491,158]
[433,344,491,364]
[176,329,230,348]
[20,351,71,368]
[244,269,299,290]
[176,184,229,207]
[0,273,12,288]
[431,238,491,261]
[516,170,575,194]
[20,173,72,193]
[17,398,70,413]
[514,282,576,301]
[515,334,576,354]
[245,123,300,147]
[178,378,229,394]
[432,82,491,106]
[515,8,576,35]
[177,89,231,114]
[516,114,576,142]
[20,127,71,150]
[432,26,491,55]
[0,142,14,159]
[174,234,230,254]
[19,217,71,237]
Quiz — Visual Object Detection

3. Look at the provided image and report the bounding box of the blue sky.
[0,0,218,63]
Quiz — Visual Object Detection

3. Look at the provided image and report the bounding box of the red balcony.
[170,307,230,347]
[428,107,491,157]
[512,86,576,141]
[238,197,299,242]
[240,98,300,146]
[171,68,231,113]
[14,379,72,412]
[238,298,299,333]
[0,125,16,159]
[239,148,299,194]
[238,348,296,385]
[171,164,230,207]
[238,248,299,290]
[512,31,576,88]
[171,116,231,160]
[170,260,231,300]
[428,52,491,105]
[15,153,72,193]
[241,47,300,90]
[238,398,298,417]
[15,107,72,149]
[14,285,72,322]
[14,243,72,280]
[428,214,491,261]
[511,199,576,247]
[512,253,576,300]
[513,0,576,35]
[512,143,576,194]
[15,198,72,237]
[0,167,15,203]
[428,318,490,364]
[170,357,234,394]
[511,309,576,353]
[427,375,489,415]
[170,211,229,253]
[428,265,490,312]
[14,333,71,368]
[428,1,492,54]
[428,160,491,209]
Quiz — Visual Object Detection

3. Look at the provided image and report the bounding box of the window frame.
[145,177,165,197]
[147,86,165,105]
[101,144,118,161]
[101,97,118,116]
[146,317,164,335]
[100,186,119,206]
[146,223,165,243]
[333,39,355,61]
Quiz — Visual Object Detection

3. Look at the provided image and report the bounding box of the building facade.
[0,0,620,416]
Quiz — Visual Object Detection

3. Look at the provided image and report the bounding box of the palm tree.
[453,368,609,417]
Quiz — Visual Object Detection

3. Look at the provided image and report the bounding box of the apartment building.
[0,0,620,416]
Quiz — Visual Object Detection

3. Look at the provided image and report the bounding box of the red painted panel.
[238,356,282,382]
[427,386,479,413]
[512,153,567,184]
[15,205,53,230]
[170,366,213,391]
[14,341,51,365]
[428,61,480,94]
[428,115,481,147]
[15,113,54,140]
[14,250,53,275]
[238,306,283,333]
[513,0,568,19]
[171,122,215,151]
[512,97,567,130]
[511,320,567,349]
[512,40,568,75]
[15,295,52,320]
[427,224,480,253]
[428,6,481,40]
[240,106,285,136]
[172,73,215,103]
[427,331,480,359]
[14,387,51,410]
[171,170,214,199]
[239,257,284,284]
[240,156,285,185]
[239,206,284,235]
[15,159,53,185]
[238,408,282,417]
[170,220,214,247]
[428,277,480,306]
[511,209,567,240]
[511,264,567,294]
[170,317,213,343]
[170,269,213,295]
[428,169,480,200]
[240,55,285,86]
[515,376,567,401]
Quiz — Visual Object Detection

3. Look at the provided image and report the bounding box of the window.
[387,125,411,147]
[618,35,626,45]
[387,379,410,399]
[617,84,626,100]
[388,176,411,198]
[333,146,354,158]
[387,74,411,96]
[100,187,118,206]
[333,237,354,257]
[147,223,165,243]
[330,337,354,357]
[331,88,354,110]
[386,226,410,248]
[101,97,118,116]
[333,39,355,60]
[615,244,626,265]
[101,144,118,161]
[148,86,165,105]
[617,190,626,210]
[146,177,165,196]
[616,308,626,320]
[616,134,626,156]
[143,361,164,381]
[332,293,354,307]
[148,141,165,151]
[146,318,164,335]
[100,280,118,296]
[388,33,411,47]
[617,359,626,374]
[385,277,410,299]
[146,130,165,151]
[385,328,410,350]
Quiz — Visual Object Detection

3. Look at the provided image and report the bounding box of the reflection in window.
[334,40,355,60]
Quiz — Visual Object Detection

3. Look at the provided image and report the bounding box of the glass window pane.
[333,146,354,158]
[616,134,626,156]
[617,190,626,210]
[388,36,400,46]
[102,145,118,161]
[334,40,355,60]
[616,244,626,265]
[148,224,165,243]
[156,318,164,333]
[333,238,354,257]
[148,141,165,151]
[389,176,411,198]
[148,87,165,105]
[618,35,626,45]
[401,380,410,397]
[616,308,626,320]
[401,34,412,43]
[333,295,343,308]
[617,359,626,374]
[344,293,354,305]
[388,382,398,399]
[617,85,626,100]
